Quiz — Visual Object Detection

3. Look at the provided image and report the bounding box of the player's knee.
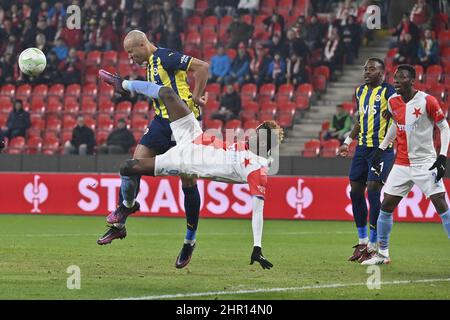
[120,159,139,176]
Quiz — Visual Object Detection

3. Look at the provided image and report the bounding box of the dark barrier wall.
[1,154,450,178]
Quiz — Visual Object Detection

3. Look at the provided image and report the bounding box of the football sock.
[377,210,393,255]
[119,176,141,208]
[368,190,381,243]
[183,185,201,241]
[351,191,368,242]
[120,175,139,208]
[439,209,450,238]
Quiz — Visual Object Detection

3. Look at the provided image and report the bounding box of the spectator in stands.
[160,22,183,52]
[263,11,285,40]
[147,2,167,38]
[0,53,14,84]
[286,53,309,86]
[47,1,66,28]
[282,29,310,61]
[417,28,439,68]
[64,115,95,155]
[335,0,357,26]
[322,12,340,43]
[162,0,183,33]
[36,16,56,44]
[226,14,254,49]
[211,84,242,122]
[57,19,83,50]
[291,15,308,40]
[237,0,259,15]
[250,42,271,86]
[50,38,68,61]
[340,15,362,64]
[410,0,434,30]
[35,32,49,55]
[226,42,251,85]
[20,18,36,46]
[58,47,82,85]
[322,28,342,74]
[40,51,61,85]
[99,118,135,154]
[181,0,195,19]
[324,104,352,142]
[84,19,99,51]
[392,13,420,47]
[37,1,49,20]
[267,52,286,87]
[1,34,18,57]
[2,100,30,141]
[209,44,231,85]
[394,33,418,65]
[98,17,117,51]
[267,33,284,57]
[215,0,239,19]
[304,14,324,50]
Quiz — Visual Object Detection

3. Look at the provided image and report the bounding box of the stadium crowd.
[0,0,448,156]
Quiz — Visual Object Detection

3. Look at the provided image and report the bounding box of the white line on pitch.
[115,278,450,300]
[2,231,355,237]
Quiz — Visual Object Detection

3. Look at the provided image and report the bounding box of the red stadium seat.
[99,82,114,98]
[225,119,242,130]
[46,97,62,114]
[259,102,277,121]
[75,50,86,64]
[131,115,148,131]
[427,83,446,100]
[204,99,219,113]
[46,116,62,132]
[240,102,259,122]
[32,84,48,97]
[96,130,109,146]
[322,120,330,131]
[278,101,296,115]
[118,51,130,65]
[0,96,12,113]
[278,84,294,100]
[243,119,260,130]
[133,101,149,115]
[63,99,80,114]
[48,84,65,97]
[302,139,321,157]
[186,15,202,33]
[258,83,276,103]
[314,65,331,81]
[116,101,132,113]
[118,64,132,77]
[0,113,7,128]
[347,140,358,157]
[261,0,277,15]
[414,65,425,82]
[277,110,294,128]
[241,15,253,25]
[30,97,46,114]
[6,136,26,154]
[98,99,115,114]
[342,101,355,116]
[253,25,270,41]
[240,83,257,103]
[102,51,118,67]
[65,84,81,98]
[84,66,98,84]
[15,84,32,101]
[226,48,237,60]
[205,119,223,130]
[81,100,97,115]
[131,129,143,144]
[295,95,310,111]
[195,0,207,11]
[202,30,218,49]
[27,128,42,140]
[42,136,60,155]
[185,31,201,46]
[203,47,216,62]
[97,114,114,131]
[320,139,341,158]
[206,83,221,101]
[425,64,443,86]
[84,116,96,130]
[61,129,73,145]
[30,115,45,130]
[86,50,102,67]
[82,83,98,97]
[203,16,218,32]
[63,115,77,129]
[26,136,43,154]
[1,84,16,97]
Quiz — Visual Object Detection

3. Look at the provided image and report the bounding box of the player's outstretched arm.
[338,122,360,157]
[249,196,273,270]
[429,119,449,182]
[188,58,210,108]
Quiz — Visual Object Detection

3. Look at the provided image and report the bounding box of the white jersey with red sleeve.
[388,91,446,166]
[154,113,269,198]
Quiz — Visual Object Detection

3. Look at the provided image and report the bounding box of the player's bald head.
[123,30,149,47]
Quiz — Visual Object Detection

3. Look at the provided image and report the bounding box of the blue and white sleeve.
[122,80,162,99]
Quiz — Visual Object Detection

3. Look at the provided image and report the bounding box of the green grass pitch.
[0,214,449,300]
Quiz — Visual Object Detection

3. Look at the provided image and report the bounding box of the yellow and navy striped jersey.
[146,47,200,119]
[355,82,396,147]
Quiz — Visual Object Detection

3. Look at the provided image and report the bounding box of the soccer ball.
[18,48,47,76]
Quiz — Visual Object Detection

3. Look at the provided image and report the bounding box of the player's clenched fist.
[429,155,447,182]
[250,246,273,270]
